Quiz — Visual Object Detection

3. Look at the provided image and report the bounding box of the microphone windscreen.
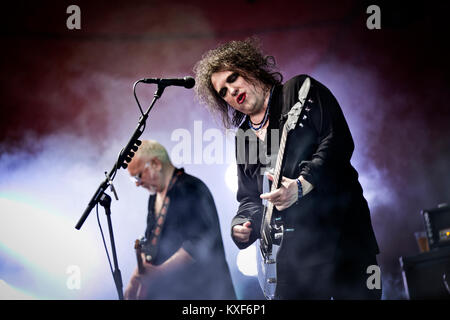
[184,76,195,89]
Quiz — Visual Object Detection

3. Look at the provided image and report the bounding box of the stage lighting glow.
[224,164,238,193]
[0,279,36,300]
[236,243,257,277]
[0,193,104,299]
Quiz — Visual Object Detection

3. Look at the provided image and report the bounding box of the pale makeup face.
[210,70,269,118]
[127,157,163,195]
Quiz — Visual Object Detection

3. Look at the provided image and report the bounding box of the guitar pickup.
[274,232,283,240]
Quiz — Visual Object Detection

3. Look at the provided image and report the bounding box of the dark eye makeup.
[228,72,238,83]
[219,88,227,98]
[218,72,239,98]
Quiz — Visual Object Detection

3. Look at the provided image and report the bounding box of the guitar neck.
[263,125,289,226]
[134,239,145,274]
[272,126,288,189]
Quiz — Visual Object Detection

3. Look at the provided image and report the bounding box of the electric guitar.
[134,238,145,275]
[132,237,155,299]
[256,77,311,299]
[134,237,154,274]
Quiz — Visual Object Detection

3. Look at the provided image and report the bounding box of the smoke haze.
[1,1,449,299]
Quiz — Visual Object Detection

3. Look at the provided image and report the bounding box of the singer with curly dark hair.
[194,37,283,128]
[194,38,381,300]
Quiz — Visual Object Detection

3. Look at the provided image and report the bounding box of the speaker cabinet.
[400,247,450,299]
[422,204,450,250]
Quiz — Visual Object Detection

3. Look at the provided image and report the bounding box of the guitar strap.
[142,168,183,263]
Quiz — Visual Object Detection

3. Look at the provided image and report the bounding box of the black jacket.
[231,75,379,272]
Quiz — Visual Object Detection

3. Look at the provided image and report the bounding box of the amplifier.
[399,246,450,299]
[422,204,450,250]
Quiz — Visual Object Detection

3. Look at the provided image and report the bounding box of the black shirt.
[232,75,380,271]
[144,168,236,299]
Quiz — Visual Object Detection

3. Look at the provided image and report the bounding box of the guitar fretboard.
[262,124,289,230]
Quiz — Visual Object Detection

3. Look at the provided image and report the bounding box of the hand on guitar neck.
[124,242,194,300]
[124,252,164,300]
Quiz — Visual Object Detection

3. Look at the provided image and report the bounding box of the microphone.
[141,76,195,89]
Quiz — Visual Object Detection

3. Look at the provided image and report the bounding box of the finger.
[234,233,250,242]
[234,226,252,233]
[233,223,252,232]
[260,188,281,200]
[233,226,252,236]
[265,172,274,181]
[234,231,251,239]
[234,230,250,238]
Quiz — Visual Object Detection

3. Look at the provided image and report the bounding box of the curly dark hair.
[193,37,283,128]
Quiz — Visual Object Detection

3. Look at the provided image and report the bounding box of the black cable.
[96,203,114,276]
[133,80,145,117]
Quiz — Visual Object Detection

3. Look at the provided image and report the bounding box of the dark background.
[0,0,449,299]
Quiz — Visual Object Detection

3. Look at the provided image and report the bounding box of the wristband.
[296,178,303,200]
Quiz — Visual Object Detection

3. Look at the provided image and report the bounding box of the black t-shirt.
[144,168,236,299]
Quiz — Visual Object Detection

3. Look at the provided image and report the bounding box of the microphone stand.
[99,193,123,300]
[75,82,167,300]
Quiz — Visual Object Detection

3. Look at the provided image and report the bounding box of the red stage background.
[0,0,449,299]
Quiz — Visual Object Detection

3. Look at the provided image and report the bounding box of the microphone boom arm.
[75,81,164,230]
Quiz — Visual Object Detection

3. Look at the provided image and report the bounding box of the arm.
[231,162,264,249]
[299,79,355,193]
[158,247,193,272]
[124,247,193,300]
[260,76,351,209]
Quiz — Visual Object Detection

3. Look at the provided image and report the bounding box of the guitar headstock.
[285,77,311,132]
[134,239,141,250]
[285,103,302,132]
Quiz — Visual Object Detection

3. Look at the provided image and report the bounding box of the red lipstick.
[237,92,246,104]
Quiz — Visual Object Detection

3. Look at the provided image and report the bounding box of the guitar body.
[256,224,284,299]
[256,77,311,299]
